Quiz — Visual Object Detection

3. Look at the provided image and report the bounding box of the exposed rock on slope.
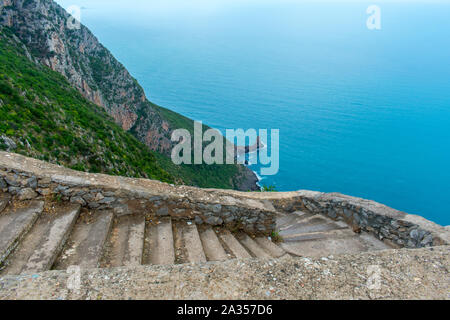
[0,29,175,182]
[0,0,171,153]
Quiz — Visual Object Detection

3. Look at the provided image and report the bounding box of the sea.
[55,0,450,225]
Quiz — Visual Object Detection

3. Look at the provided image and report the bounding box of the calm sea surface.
[56,0,450,225]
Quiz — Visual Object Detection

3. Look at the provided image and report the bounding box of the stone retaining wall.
[0,152,276,235]
[269,191,449,248]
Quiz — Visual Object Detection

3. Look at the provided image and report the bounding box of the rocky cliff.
[0,0,172,152]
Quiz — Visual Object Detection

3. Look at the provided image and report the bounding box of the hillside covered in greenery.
[0,27,175,182]
[0,27,255,189]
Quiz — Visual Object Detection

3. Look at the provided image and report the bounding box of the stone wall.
[268,191,449,248]
[0,152,276,235]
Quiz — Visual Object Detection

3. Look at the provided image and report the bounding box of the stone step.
[172,221,185,264]
[103,214,145,268]
[283,228,355,242]
[0,201,43,264]
[19,205,80,274]
[238,234,272,258]
[199,228,228,261]
[55,210,113,269]
[276,211,314,230]
[148,217,175,265]
[182,223,207,264]
[358,233,393,251]
[254,237,286,258]
[1,213,50,275]
[102,217,128,268]
[0,193,10,214]
[278,214,326,232]
[123,215,146,267]
[219,230,252,259]
[282,213,328,226]
[280,232,392,258]
[0,201,15,237]
[279,215,346,237]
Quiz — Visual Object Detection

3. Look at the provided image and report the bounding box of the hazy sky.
[54,0,449,23]
[55,0,447,11]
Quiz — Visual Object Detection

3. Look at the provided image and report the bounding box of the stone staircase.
[276,210,393,258]
[0,198,288,275]
[0,195,394,276]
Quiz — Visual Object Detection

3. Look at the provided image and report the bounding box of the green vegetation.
[261,185,277,192]
[0,28,173,183]
[271,231,283,243]
[152,105,249,189]
[0,27,252,190]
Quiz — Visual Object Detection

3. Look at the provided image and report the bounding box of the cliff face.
[0,29,176,182]
[0,0,171,153]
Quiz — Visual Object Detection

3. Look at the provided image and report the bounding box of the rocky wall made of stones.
[268,190,449,249]
[0,152,276,235]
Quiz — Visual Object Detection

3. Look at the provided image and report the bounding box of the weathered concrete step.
[358,233,394,250]
[219,230,252,259]
[278,215,327,233]
[279,216,346,237]
[0,198,15,237]
[102,217,127,268]
[148,217,175,265]
[1,204,79,275]
[103,214,145,268]
[124,216,146,266]
[19,205,80,274]
[254,237,286,258]
[280,214,329,228]
[55,210,113,269]
[1,213,50,275]
[199,228,228,261]
[283,228,355,242]
[276,211,314,230]
[0,201,43,264]
[238,234,272,258]
[173,221,185,264]
[280,232,392,258]
[0,193,10,214]
[183,223,206,264]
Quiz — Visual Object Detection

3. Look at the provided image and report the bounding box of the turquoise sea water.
[56,0,450,225]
